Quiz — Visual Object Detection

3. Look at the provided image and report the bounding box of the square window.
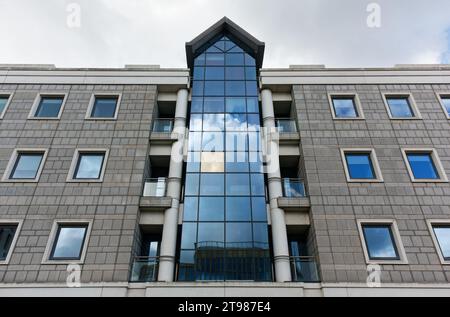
[246,81,258,96]
[50,225,88,260]
[184,173,200,196]
[440,95,450,117]
[192,81,204,96]
[432,225,450,260]
[203,114,225,131]
[245,54,256,66]
[200,173,224,196]
[205,54,224,66]
[344,153,376,180]
[226,223,252,245]
[225,114,247,131]
[203,97,224,113]
[204,81,224,96]
[205,67,225,80]
[245,67,257,80]
[0,224,18,261]
[189,114,203,131]
[199,197,224,221]
[186,152,200,173]
[252,197,267,221]
[225,67,245,80]
[202,132,224,151]
[225,152,249,173]
[385,96,415,118]
[225,81,246,96]
[183,197,198,221]
[198,223,224,244]
[201,152,224,173]
[226,97,246,113]
[188,132,202,151]
[226,173,250,196]
[10,152,44,180]
[406,153,439,180]
[191,97,203,113]
[331,96,358,118]
[225,53,245,66]
[226,197,251,221]
[33,96,64,118]
[193,66,204,80]
[90,96,118,118]
[253,223,269,244]
[362,224,400,260]
[251,173,265,196]
[73,152,105,180]
[226,132,248,152]
[181,223,197,249]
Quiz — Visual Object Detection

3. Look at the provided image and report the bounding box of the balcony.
[140,178,172,210]
[130,256,159,282]
[278,178,310,211]
[150,119,177,144]
[290,256,320,282]
[275,119,299,144]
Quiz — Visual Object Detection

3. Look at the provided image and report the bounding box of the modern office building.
[1,17,450,296]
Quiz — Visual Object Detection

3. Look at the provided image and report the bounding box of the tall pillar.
[261,89,292,282]
[157,88,189,282]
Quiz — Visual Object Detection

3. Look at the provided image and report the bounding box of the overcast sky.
[1,0,450,69]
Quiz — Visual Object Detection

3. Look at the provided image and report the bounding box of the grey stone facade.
[0,83,156,284]
[294,83,450,284]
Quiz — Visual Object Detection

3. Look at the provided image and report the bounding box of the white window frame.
[435,92,450,120]
[0,220,23,265]
[401,148,448,183]
[85,93,122,120]
[0,92,14,119]
[42,220,92,265]
[340,148,384,183]
[1,148,49,182]
[357,219,408,265]
[427,219,450,265]
[328,93,365,120]
[66,148,109,182]
[381,92,422,120]
[28,93,68,120]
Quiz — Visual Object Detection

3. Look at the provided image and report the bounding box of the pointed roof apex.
[186,17,265,71]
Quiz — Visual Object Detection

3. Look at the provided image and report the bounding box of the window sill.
[27,117,61,120]
[346,179,384,183]
[1,179,40,183]
[388,117,423,120]
[365,259,408,265]
[85,117,117,121]
[66,179,104,183]
[332,117,365,121]
[409,179,448,183]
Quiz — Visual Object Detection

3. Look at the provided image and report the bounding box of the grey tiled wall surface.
[294,84,450,284]
[0,84,156,283]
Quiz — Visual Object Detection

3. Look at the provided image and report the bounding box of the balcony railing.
[276,118,297,133]
[130,256,159,282]
[152,119,174,133]
[282,178,306,198]
[290,256,320,282]
[142,178,167,197]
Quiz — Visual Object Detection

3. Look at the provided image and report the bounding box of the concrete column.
[157,88,188,282]
[261,89,292,282]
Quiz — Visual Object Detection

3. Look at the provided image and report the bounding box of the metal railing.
[142,178,167,197]
[276,118,297,133]
[282,178,306,198]
[289,256,320,282]
[130,256,159,282]
[152,119,174,133]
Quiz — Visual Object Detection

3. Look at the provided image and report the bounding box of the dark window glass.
[0,96,9,114]
[185,173,200,196]
[225,67,245,80]
[204,97,224,113]
[226,197,251,221]
[10,153,44,179]
[194,54,205,66]
[225,81,246,96]
[91,96,118,118]
[74,153,105,179]
[226,97,246,113]
[205,54,224,66]
[205,67,225,80]
[203,114,224,131]
[226,53,244,66]
[0,225,17,260]
[191,97,203,113]
[246,98,259,113]
[433,226,450,260]
[35,96,64,118]
[406,153,439,179]
[247,114,260,131]
[192,81,204,96]
[50,225,88,260]
[245,54,256,66]
[362,225,399,260]
[193,67,204,80]
[200,173,224,196]
[183,197,198,221]
[345,153,376,179]
[386,96,414,118]
[245,67,257,80]
[204,81,224,96]
[332,97,358,118]
[226,223,252,245]
[251,173,265,196]
[198,223,224,244]
[441,96,450,115]
[251,197,267,221]
[253,223,269,245]
[199,197,225,221]
[226,174,250,196]
[246,81,258,96]
[181,223,197,249]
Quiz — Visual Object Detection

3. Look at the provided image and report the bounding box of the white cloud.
[0,0,449,68]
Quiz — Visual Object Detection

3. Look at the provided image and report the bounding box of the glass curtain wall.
[178,35,272,281]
